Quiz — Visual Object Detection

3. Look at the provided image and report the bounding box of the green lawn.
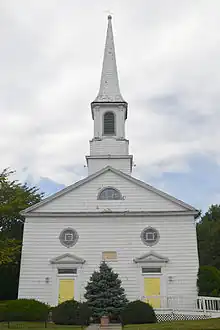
[0,324,81,330]
[125,318,220,329]
[0,319,220,330]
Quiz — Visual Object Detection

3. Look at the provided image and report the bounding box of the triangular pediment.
[50,253,85,264]
[21,166,198,216]
[133,251,169,264]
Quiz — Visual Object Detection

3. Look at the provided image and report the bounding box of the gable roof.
[21,166,198,215]
[133,251,169,263]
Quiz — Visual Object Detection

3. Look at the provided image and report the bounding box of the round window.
[141,227,160,246]
[59,228,79,248]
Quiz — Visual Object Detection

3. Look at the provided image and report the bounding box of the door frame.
[50,253,85,306]
[139,263,168,308]
[134,251,169,305]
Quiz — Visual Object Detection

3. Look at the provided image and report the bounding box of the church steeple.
[93,15,126,104]
[86,16,133,176]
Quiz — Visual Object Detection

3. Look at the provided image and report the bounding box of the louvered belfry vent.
[104,112,115,135]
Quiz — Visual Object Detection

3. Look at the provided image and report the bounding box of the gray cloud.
[1,0,220,201]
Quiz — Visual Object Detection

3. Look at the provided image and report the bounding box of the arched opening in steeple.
[103,112,115,135]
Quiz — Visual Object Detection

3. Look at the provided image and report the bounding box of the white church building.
[18,16,200,310]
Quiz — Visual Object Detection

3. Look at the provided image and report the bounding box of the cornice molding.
[25,210,198,218]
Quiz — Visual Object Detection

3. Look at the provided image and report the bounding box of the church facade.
[18,16,199,309]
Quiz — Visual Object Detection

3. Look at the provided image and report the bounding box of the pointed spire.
[93,15,126,103]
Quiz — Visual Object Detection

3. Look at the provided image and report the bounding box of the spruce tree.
[84,261,128,319]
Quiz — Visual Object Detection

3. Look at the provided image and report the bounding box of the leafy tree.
[0,168,42,299]
[197,204,220,269]
[0,168,42,240]
[0,239,21,266]
[197,266,220,297]
[84,261,128,320]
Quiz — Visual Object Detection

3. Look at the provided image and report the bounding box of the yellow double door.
[58,279,75,304]
[144,277,161,308]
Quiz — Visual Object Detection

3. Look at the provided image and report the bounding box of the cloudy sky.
[1,0,220,212]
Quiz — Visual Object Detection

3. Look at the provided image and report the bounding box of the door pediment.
[133,251,169,264]
[50,253,85,264]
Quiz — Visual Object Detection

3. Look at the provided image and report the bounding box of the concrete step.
[86,324,100,330]
[86,323,122,330]
[100,325,122,330]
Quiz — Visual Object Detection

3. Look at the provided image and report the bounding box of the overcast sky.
[1,0,220,212]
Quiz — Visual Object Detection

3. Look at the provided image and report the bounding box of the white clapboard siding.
[31,171,186,213]
[87,158,131,175]
[90,138,129,156]
[18,215,199,306]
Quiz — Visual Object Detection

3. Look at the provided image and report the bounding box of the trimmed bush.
[78,302,93,326]
[4,299,49,321]
[0,303,7,322]
[121,300,157,324]
[52,300,92,325]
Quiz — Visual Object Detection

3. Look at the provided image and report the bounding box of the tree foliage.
[197,204,220,269]
[0,239,21,266]
[0,168,42,240]
[0,168,42,299]
[84,262,128,319]
[197,266,220,297]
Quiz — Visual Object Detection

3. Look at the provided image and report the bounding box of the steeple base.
[86,155,133,175]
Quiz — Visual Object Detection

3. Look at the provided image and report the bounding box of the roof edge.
[21,166,113,215]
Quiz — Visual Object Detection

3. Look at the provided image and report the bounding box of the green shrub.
[52,300,92,325]
[121,300,157,324]
[197,266,220,297]
[5,299,49,321]
[0,303,7,321]
[78,302,92,326]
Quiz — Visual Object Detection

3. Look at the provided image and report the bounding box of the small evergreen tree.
[84,262,128,319]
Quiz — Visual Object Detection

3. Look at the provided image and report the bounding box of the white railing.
[141,295,220,312]
[197,296,220,312]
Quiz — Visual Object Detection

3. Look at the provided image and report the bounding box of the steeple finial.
[93,15,126,103]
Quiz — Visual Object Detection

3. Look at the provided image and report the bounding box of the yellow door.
[58,279,74,304]
[144,277,160,308]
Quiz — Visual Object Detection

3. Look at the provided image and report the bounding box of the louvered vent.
[103,112,115,135]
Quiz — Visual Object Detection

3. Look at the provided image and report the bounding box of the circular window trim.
[59,228,79,248]
[140,226,160,247]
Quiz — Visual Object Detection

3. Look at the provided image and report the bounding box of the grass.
[125,318,220,329]
[0,323,82,330]
[0,319,220,330]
